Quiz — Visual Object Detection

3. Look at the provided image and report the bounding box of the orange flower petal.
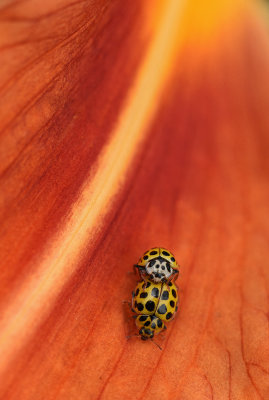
[0,0,269,399]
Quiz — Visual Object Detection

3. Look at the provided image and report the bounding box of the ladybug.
[134,247,179,284]
[132,277,178,341]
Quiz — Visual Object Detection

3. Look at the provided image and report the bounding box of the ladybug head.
[139,327,154,340]
[145,256,173,283]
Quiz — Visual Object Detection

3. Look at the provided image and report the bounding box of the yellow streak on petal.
[177,0,257,55]
[0,0,187,375]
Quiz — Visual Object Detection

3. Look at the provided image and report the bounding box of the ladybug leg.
[139,272,149,291]
[133,264,145,278]
[166,271,178,290]
[166,276,173,291]
[134,265,148,289]
[133,264,140,277]
[126,333,140,340]
[123,299,135,313]
[173,271,179,281]
[151,339,162,351]
[123,300,132,306]
[134,265,147,286]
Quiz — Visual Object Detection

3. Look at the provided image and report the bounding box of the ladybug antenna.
[151,339,162,351]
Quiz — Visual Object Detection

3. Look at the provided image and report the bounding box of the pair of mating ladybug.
[131,247,179,343]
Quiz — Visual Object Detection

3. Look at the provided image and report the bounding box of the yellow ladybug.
[134,247,179,283]
[132,278,178,341]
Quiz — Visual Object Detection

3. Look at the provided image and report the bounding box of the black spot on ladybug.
[170,257,175,262]
[139,315,147,321]
[144,321,150,326]
[151,322,156,329]
[168,282,173,287]
[161,266,165,270]
[137,303,144,311]
[167,265,171,272]
[145,301,155,312]
[155,264,159,268]
[146,281,151,288]
[158,304,167,314]
[170,300,175,307]
[151,288,159,298]
[135,288,139,296]
[143,255,149,260]
[150,250,158,255]
[157,319,162,328]
[162,251,170,256]
[172,289,177,298]
[140,292,148,298]
[166,312,172,320]
[161,290,169,300]
[144,329,153,337]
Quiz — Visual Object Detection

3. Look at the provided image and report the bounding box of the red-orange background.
[0,1,269,399]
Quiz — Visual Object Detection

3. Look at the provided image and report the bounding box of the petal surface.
[0,1,269,400]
